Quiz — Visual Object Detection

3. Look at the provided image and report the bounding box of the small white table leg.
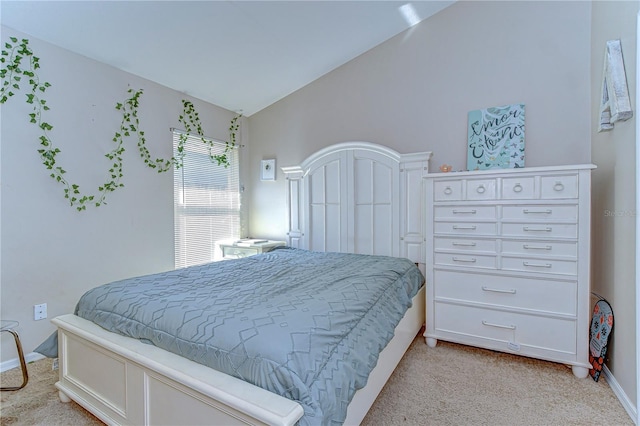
[425,337,438,348]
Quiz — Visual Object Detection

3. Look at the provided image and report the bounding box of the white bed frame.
[54,142,431,425]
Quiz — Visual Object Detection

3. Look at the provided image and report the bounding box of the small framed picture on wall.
[260,159,276,181]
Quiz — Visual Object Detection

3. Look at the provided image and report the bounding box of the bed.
[51,142,432,425]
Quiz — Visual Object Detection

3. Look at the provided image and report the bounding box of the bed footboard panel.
[56,329,140,424]
[53,316,304,426]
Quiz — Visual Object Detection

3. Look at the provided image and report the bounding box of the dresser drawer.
[434,253,497,269]
[502,256,577,276]
[434,206,496,220]
[434,303,577,355]
[541,174,578,199]
[502,240,578,258]
[434,221,497,236]
[434,180,463,201]
[221,246,260,259]
[502,223,577,239]
[502,205,578,222]
[466,179,497,200]
[434,237,497,253]
[501,177,535,199]
[434,270,577,315]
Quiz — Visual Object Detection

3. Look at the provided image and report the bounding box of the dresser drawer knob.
[513,183,523,193]
[523,261,552,268]
[553,181,565,191]
[482,321,516,330]
[444,186,453,195]
[476,184,486,194]
[481,286,516,294]
[523,209,552,214]
[523,226,552,232]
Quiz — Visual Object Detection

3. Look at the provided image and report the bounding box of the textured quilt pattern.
[75,247,423,425]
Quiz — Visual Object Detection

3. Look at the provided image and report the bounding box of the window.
[173,132,240,268]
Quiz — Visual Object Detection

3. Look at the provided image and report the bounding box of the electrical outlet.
[34,303,47,321]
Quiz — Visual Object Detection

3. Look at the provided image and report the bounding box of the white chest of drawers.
[423,164,595,378]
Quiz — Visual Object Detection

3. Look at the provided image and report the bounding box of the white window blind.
[173,132,240,268]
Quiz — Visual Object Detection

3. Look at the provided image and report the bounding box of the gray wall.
[591,0,638,412]
[248,1,592,240]
[0,27,245,363]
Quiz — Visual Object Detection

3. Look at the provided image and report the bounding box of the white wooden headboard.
[281,142,432,269]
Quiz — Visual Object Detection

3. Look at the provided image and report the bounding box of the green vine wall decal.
[177,99,240,169]
[1,37,240,211]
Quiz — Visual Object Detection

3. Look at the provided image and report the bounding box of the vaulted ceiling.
[1,1,454,115]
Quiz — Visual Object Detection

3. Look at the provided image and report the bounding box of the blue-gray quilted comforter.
[74,247,423,425]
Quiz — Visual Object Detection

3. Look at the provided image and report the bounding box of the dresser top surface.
[424,164,596,179]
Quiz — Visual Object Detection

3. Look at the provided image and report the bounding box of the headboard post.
[398,152,432,273]
[281,166,304,249]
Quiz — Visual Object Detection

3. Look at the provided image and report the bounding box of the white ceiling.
[0,1,454,116]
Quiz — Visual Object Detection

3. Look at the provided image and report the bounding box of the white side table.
[1,320,28,391]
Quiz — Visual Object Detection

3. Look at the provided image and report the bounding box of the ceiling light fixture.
[399,3,421,27]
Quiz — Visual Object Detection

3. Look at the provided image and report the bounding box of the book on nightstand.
[235,239,269,247]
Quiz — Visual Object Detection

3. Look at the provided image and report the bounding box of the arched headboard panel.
[282,142,432,269]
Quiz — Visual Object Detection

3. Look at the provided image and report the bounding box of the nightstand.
[219,239,286,260]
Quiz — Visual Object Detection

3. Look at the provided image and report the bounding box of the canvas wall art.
[467,103,525,170]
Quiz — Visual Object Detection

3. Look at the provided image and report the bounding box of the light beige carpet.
[0,333,633,426]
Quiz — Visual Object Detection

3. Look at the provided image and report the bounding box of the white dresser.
[424,164,595,378]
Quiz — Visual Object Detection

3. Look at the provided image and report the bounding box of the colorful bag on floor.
[589,298,614,382]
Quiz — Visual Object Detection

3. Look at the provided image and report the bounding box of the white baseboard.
[603,364,638,425]
[0,352,45,373]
